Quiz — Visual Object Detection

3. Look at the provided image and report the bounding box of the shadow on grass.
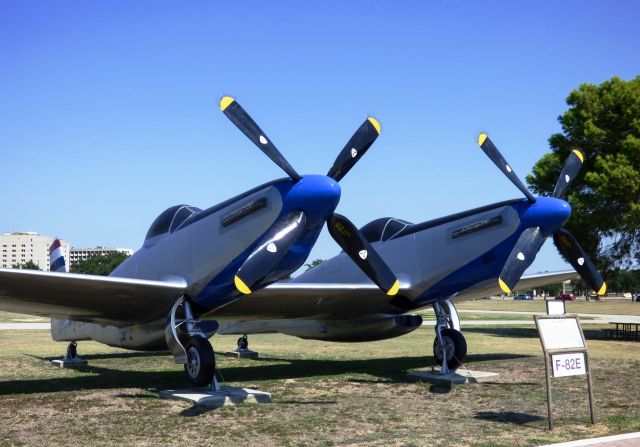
[474,411,544,425]
[464,326,616,342]
[0,352,532,396]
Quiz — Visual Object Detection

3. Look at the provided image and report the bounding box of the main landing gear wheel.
[433,328,467,371]
[184,336,215,387]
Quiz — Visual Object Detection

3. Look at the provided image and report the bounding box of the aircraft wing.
[452,270,580,303]
[0,268,186,325]
[213,270,581,319]
[212,282,387,320]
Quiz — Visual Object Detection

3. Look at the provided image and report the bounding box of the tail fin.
[49,239,69,273]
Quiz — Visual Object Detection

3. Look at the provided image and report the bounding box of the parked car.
[514,294,533,300]
[555,294,576,301]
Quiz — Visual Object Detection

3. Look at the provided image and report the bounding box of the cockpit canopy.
[145,205,202,241]
[359,217,413,243]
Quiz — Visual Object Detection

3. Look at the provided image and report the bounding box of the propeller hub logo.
[267,243,277,253]
[351,148,358,158]
[359,250,368,260]
[577,257,584,266]
[517,252,525,261]
[259,135,268,145]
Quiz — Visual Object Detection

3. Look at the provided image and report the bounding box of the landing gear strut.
[65,341,80,360]
[165,296,220,388]
[433,300,467,373]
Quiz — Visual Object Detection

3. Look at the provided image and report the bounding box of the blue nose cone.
[284,175,341,226]
[521,196,571,235]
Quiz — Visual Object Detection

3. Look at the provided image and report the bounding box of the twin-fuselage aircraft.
[0,98,605,387]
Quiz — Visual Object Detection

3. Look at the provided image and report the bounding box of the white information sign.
[537,318,585,350]
[546,300,566,316]
[551,353,586,377]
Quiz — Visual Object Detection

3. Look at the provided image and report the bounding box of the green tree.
[71,251,130,276]
[304,258,324,270]
[527,76,640,271]
[16,260,40,270]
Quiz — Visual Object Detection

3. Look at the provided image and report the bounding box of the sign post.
[534,314,596,430]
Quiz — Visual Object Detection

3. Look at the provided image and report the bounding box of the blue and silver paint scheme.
[50,192,575,348]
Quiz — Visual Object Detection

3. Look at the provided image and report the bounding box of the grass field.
[1,323,639,446]
[458,299,640,316]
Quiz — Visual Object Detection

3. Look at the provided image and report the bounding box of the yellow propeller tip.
[368,117,381,134]
[597,282,606,296]
[478,133,488,146]
[572,149,584,163]
[220,96,235,112]
[386,279,400,296]
[498,278,511,294]
[234,276,252,295]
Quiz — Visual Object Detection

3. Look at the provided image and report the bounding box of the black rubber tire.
[237,335,248,350]
[183,336,215,387]
[433,328,467,371]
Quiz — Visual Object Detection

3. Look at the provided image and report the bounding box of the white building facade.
[69,247,133,266]
[0,232,70,271]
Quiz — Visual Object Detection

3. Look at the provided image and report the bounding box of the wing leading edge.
[0,268,186,325]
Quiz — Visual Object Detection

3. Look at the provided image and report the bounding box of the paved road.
[0,323,51,330]
[541,431,640,446]
[458,309,640,324]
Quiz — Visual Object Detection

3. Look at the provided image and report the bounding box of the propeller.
[327,117,381,181]
[328,213,400,295]
[234,211,306,295]
[553,228,606,295]
[552,149,584,199]
[220,96,399,296]
[220,96,301,181]
[477,134,606,296]
[478,133,536,203]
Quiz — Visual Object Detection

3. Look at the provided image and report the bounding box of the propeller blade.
[477,133,537,203]
[220,96,301,181]
[326,117,381,181]
[552,149,584,198]
[498,227,546,294]
[553,228,606,295]
[234,211,306,294]
[327,213,400,296]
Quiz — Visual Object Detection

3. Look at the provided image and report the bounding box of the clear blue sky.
[1,1,639,273]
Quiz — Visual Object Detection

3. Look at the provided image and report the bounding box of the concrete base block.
[407,369,499,385]
[160,386,271,408]
[51,358,88,368]
[224,349,259,359]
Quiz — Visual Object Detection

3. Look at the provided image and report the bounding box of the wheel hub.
[186,346,201,378]
[435,336,455,361]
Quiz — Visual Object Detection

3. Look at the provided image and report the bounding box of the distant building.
[0,232,70,271]
[69,247,133,266]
